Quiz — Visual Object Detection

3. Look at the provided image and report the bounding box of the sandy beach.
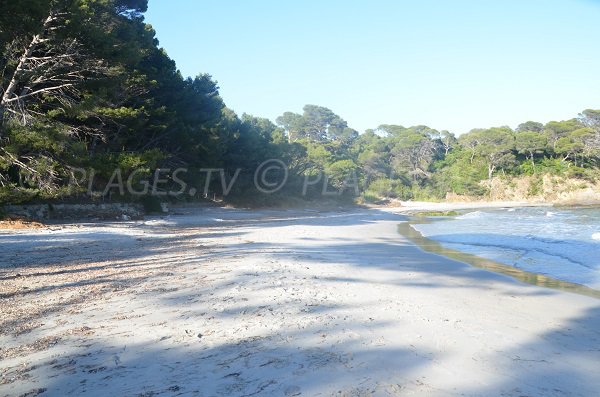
[1,206,599,397]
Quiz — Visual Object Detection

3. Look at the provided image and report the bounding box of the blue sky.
[145,0,600,135]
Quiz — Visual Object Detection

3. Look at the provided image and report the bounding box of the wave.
[412,207,600,288]
[456,210,485,220]
[433,234,594,271]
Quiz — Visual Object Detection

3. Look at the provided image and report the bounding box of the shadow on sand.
[1,208,599,396]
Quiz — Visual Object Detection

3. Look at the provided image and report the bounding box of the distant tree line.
[1,1,599,206]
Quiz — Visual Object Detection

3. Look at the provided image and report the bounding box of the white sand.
[1,207,599,396]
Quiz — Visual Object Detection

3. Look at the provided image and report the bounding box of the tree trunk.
[1,15,54,108]
[488,164,495,181]
[0,14,62,131]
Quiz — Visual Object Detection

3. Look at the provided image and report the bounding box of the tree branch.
[2,83,75,104]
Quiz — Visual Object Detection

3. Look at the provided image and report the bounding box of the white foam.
[413,207,600,288]
[457,211,484,220]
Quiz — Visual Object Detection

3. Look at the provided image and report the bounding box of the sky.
[145,0,600,135]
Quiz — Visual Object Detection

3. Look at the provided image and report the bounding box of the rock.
[3,203,144,220]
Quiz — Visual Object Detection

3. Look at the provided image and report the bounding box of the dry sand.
[0,206,599,396]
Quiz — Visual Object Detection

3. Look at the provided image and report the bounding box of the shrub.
[527,175,544,197]
[367,178,396,197]
[565,166,586,179]
[361,191,380,203]
[139,195,163,213]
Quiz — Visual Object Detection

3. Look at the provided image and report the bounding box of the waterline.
[398,219,600,299]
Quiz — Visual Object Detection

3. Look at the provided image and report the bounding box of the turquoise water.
[412,207,600,290]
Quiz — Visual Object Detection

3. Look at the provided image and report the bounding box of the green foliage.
[304,141,333,169]
[366,178,396,198]
[275,105,353,143]
[382,125,438,183]
[565,166,587,179]
[139,195,163,213]
[517,121,544,133]
[516,130,547,173]
[459,127,516,180]
[538,157,570,174]
[519,160,536,176]
[527,175,544,197]
[364,178,412,200]
[0,186,36,206]
[411,185,441,201]
[413,210,460,217]
[360,191,380,203]
[430,149,488,197]
[1,2,599,208]
[326,159,358,191]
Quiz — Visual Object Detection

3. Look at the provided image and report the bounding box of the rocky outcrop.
[2,203,145,220]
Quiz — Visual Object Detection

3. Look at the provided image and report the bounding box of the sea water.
[411,207,600,289]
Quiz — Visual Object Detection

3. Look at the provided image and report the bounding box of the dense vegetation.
[1,1,599,207]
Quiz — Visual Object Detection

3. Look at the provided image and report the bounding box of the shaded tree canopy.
[1,2,599,205]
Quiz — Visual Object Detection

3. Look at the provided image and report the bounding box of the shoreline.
[397,218,600,299]
[371,199,600,213]
[1,207,599,396]
[2,199,599,228]
[388,203,600,297]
